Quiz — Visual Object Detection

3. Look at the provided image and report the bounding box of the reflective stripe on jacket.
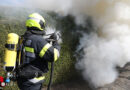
[21,33,60,82]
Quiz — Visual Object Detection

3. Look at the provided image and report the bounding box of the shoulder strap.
[17,36,26,66]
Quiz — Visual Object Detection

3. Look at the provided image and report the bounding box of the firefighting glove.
[49,33,57,41]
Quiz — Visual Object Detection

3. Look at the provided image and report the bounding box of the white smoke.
[76,1,130,87]
[1,0,130,88]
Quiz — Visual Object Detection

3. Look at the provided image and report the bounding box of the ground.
[97,63,130,90]
[42,63,130,90]
[42,82,91,90]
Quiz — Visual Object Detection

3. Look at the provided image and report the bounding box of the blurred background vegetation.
[0,6,92,90]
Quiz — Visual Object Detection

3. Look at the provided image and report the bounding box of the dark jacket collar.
[23,28,46,38]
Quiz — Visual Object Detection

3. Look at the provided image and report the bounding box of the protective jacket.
[17,30,60,83]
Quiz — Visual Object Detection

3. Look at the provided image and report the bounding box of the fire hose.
[46,32,61,90]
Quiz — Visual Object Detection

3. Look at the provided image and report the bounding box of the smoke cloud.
[1,0,130,88]
[75,0,130,87]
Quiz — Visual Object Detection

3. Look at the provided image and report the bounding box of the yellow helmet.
[26,13,46,30]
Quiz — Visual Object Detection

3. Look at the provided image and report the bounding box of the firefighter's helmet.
[26,13,46,30]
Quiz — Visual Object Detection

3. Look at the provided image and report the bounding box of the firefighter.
[16,13,60,90]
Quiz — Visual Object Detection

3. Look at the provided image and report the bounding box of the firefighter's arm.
[36,37,60,62]
[52,41,61,61]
